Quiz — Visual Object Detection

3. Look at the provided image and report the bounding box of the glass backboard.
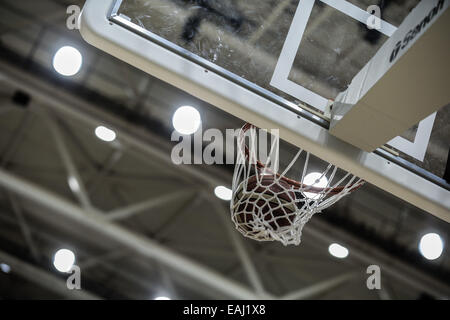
[114,0,448,177]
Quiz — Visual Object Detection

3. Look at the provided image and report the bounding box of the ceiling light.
[53,249,75,273]
[95,126,117,142]
[214,186,232,201]
[0,263,11,274]
[303,172,328,199]
[172,106,201,135]
[68,176,80,192]
[328,243,349,259]
[53,46,82,76]
[419,233,443,260]
[155,296,171,300]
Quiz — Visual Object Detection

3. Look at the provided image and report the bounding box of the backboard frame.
[270,0,438,163]
[79,0,450,220]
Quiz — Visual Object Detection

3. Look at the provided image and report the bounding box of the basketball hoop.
[231,123,365,246]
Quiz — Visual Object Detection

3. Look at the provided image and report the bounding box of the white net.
[231,124,365,246]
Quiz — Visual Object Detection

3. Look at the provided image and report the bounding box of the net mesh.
[231,124,365,246]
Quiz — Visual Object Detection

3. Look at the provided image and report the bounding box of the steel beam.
[280,273,355,300]
[41,110,93,210]
[207,194,269,298]
[0,59,229,188]
[0,210,211,299]
[0,169,261,300]
[106,190,192,221]
[8,194,40,261]
[157,262,179,299]
[154,193,204,240]
[80,250,129,270]
[1,111,33,167]
[86,149,123,196]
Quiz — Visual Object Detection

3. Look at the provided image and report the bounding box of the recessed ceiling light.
[53,46,83,76]
[303,172,328,199]
[95,126,117,142]
[214,186,232,201]
[68,176,80,192]
[0,263,11,274]
[155,296,171,300]
[53,249,75,273]
[328,243,349,259]
[419,233,443,260]
[172,106,201,135]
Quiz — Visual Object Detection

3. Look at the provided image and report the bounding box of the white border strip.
[270,0,329,111]
[388,113,437,161]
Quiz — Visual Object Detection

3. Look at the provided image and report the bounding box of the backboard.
[79,0,450,220]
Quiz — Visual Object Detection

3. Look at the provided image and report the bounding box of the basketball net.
[231,124,365,246]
